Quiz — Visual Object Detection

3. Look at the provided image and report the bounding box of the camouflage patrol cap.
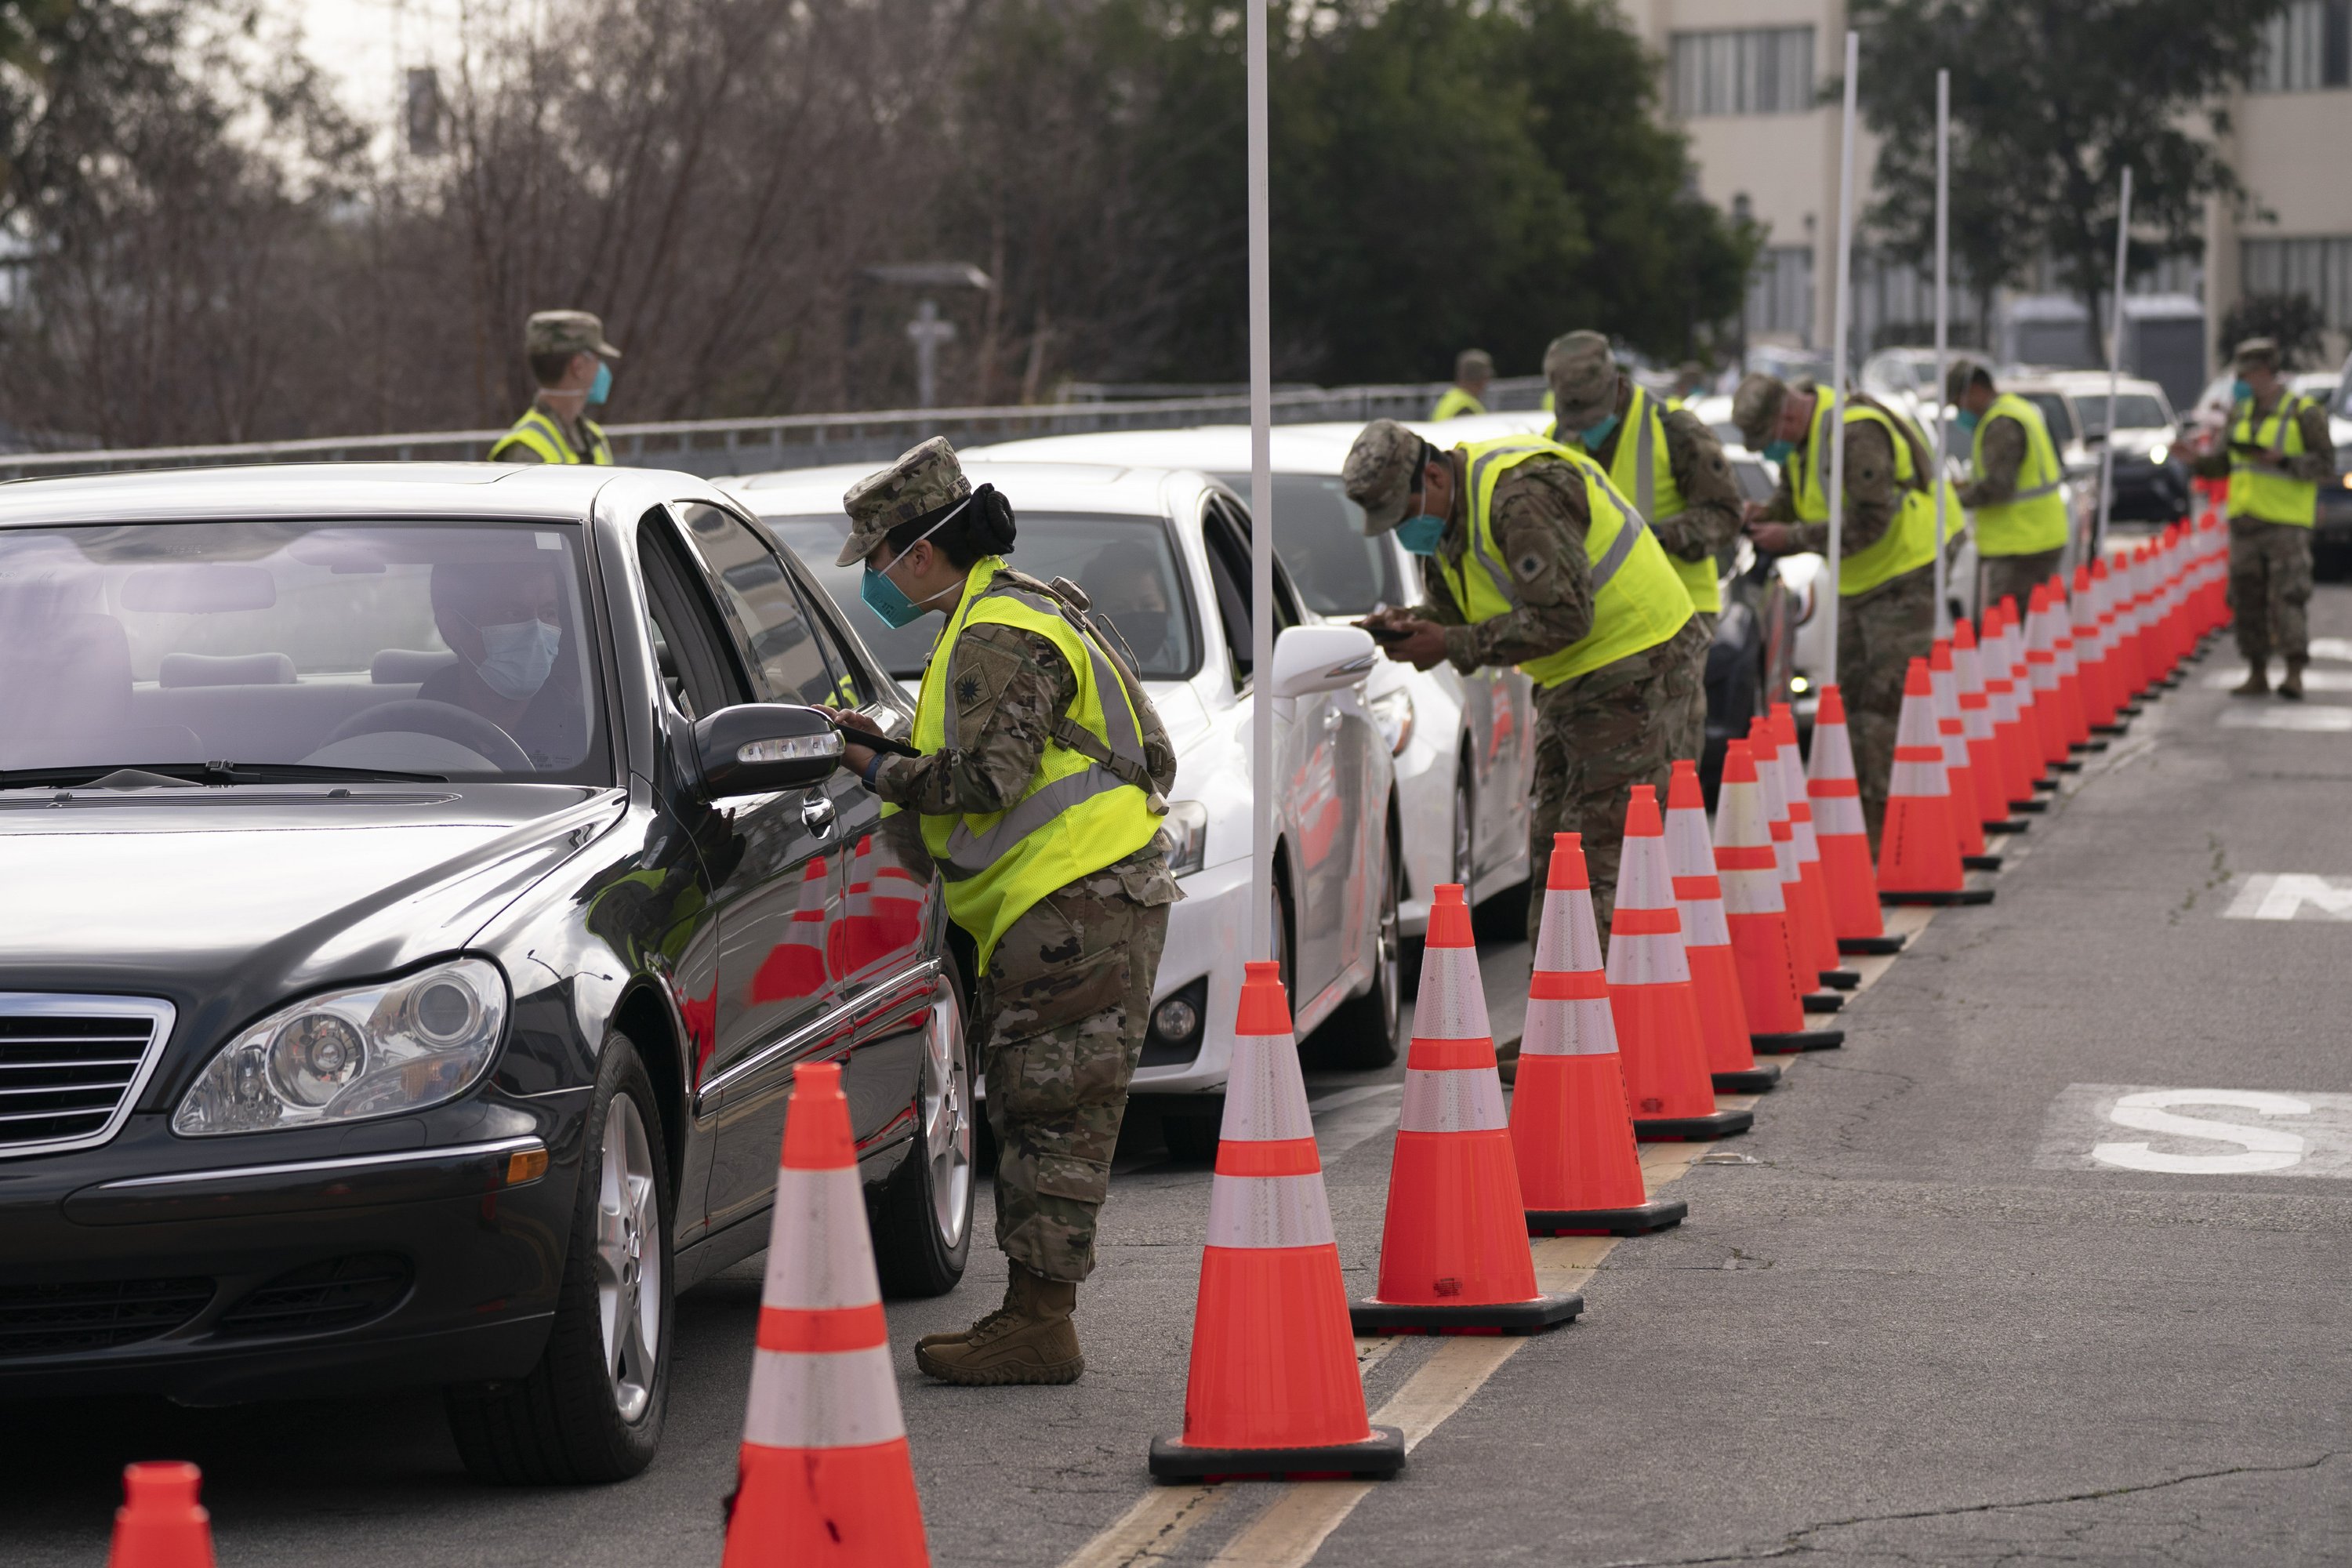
[1342,419,1433,536]
[524,310,621,360]
[1944,356,1994,405]
[1543,331,1620,429]
[1732,372,1790,450]
[1455,348,1494,383]
[2232,336,2281,373]
[838,436,971,565]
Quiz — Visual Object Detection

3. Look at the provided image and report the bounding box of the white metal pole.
[1824,30,1859,678]
[1931,69,1951,641]
[1247,0,1276,967]
[2095,166,2133,568]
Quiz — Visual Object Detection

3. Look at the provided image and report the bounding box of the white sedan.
[728,459,1399,1156]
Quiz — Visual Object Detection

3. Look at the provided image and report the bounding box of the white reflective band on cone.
[1888,757,1948,797]
[1414,943,1493,1040]
[1522,996,1617,1057]
[1221,1033,1316,1143]
[763,1166,885,1310]
[1811,793,1867,837]
[1809,718,1859,782]
[1606,930,1690,987]
[1205,1172,1338,1249]
[1929,666,1969,772]
[1534,887,1604,974]
[1399,1067,1509,1132]
[1663,804,1715,883]
[742,1344,906,1450]
[1719,866,1784,915]
[1679,894,1732,947]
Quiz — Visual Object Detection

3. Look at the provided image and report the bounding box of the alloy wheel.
[593,1093,662,1425]
[920,989,974,1250]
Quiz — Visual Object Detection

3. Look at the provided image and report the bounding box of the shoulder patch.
[1515,551,1545,583]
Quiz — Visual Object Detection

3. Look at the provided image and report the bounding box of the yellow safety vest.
[1435,436,1693,689]
[1430,387,1486,421]
[1969,392,2069,557]
[488,406,614,465]
[1604,385,1717,615]
[2228,394,2319,527]
[1788,387,1948,597]
[910,560,1163,971]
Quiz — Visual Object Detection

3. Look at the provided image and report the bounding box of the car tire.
[1309,818,1402,1069]
[1161,1103,1224,1163]
[445,1030,673,1486]
[872,951,977,1298]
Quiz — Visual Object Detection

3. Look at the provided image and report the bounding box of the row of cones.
[104,524,2230,1564]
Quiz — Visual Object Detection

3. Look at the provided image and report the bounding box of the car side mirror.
[1269,624,1377,699]
[693,703,844,797]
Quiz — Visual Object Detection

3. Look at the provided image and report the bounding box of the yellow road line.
[1058,1484,1232,1568]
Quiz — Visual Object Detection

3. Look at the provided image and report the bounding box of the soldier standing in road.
[488,310,621,464]
[1737,373,1945,843]
[1430,349,1494,420]
[833,438,1180,1387]
[1345,419,1703,945]
[1546,331,1743,764]
[2193,338,2336,699]
[1946,358,2070,614]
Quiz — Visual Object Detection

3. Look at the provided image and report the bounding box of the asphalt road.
[13,583,2352,1566]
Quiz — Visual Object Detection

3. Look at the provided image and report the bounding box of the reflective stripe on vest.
[1970,393,2069,557]
[1608,384,1718,615]
[488,406,614,465]
[910,559,1161,970]
[1789,387,1944,597]
[1434,435,1693,688]
[2228,394,2319,527]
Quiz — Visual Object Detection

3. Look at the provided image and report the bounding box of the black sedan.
[0,464,975,1483]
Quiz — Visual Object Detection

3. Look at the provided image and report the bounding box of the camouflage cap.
[1454,348,1494,383]
[838,436,971,566]
[524,310,621,360]
[1342,419,1432,536]
[1731,373,1790,451]
[2232,336,2281,373]
[1944,356,1994,405]
[1543,331,1620,429]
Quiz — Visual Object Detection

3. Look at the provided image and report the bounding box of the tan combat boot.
[915,1265,1083,1385]
[2233,661,2270,696]
[2280,659,2306,700]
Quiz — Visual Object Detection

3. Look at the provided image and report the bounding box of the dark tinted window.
[1210,471,1406,614]
[672,503,849,707]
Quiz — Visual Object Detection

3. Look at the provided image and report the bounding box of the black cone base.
[1634,1107,1755,1142]
[2032,777,2059,791]
[1838,934,1907,954]
[2011,799,2049,814]
[1984,818,2030,833]
[1963,853,2004,871]
[2092,723,2128,737]
[2078,739,2110,753]
[1527,1196,1688,1237]
[1350,1290,1583,1336]
[2120,702,2144,716]
[1881,886,1996,906]
[2053,759,2084,773]
[1802,990,1844,1014]
[1751,1026,1843,1052]
[1819,967,1861,990]
[1150,1426,1406,1483]
[1712,1062,1780,1093]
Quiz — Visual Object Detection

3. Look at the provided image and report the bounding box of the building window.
[1747,246,1815,343]
[2252,0,2350,93]
[2243,236,2352,331]
[1670,27,1816,117]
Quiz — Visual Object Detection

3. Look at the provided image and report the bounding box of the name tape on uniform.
[2035,1083,2352,1178]
[2223,875,2352,921]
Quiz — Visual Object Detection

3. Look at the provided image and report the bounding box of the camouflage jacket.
[1955,412,2028,509]
[1588,403,1744,567]
[1763,411,1900,560]
[1414,456,1596,673]
[2190,394,2336,486]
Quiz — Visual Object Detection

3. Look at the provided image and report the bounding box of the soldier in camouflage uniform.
[833,438,1179,1386]
[1547,331,1742,764]
[1945,358,2065,615]
[487,310,621,464]
[1345,419,1706,946]
[1738,375,1937,843]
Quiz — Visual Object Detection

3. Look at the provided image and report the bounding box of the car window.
[636,515,747,722]
[670,503,852,709]
[1726,454,1776,503]
[1208,471,1406,615]
[2021,394,2076,444]
[1199,495,1298,686]
[2074,393,2171,435]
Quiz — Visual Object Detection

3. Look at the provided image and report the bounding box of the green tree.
[1853,0,2281,367]
[2219,290,2327,368]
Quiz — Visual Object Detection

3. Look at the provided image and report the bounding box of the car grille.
[0,995,175,1157]
[214,1254,415,1339]
[0,1276,216,1357]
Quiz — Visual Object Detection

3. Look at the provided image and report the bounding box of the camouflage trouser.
[2228,518,2314,666]
[1526,618,1709,946]
[1977,547,2065,626]
[977,853,1174,1283]
[1674,611,1716,766]
[1839,566,1937,845]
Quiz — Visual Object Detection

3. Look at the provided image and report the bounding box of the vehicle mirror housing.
[693,703,844,797]
[1269,624,1378,699]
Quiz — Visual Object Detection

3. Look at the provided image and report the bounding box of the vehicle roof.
[2005,372,2169,398]
[0,462,645,529]
[728,456,1199,520]
[964,426,1359,474]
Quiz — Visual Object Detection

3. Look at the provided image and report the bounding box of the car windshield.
[2074,393,2170,435]
[1208,472,1406,615]
[0,520,608,782]
[760,510,1200,682]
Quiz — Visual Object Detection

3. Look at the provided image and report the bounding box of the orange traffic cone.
[107,1462,216,1568]
[1748,713,1842,1018]
[1609,788,1756,1141]
[1929,640,1998,871]
[1154,962,1405,1476]
[1353,886,1582,1332]
[1877,658,1994,907]
[1511,833,1690,1236]
[1986,599,2049,812]
[2049,578,2096,754]
[751,859,833,1004]
[723,1062,928,1567]
[1806,684,1903,954]
[1951,618,2027,834]
[2071,564,2118,736]
[1772,704,1858,990]
[1665,760,1779,1094]
[2023,583,2077,776]
[1715,740,1842,1053]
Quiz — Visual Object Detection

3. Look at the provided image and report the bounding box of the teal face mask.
[1394,514,1446,555]
[586,361,612,407]
[1577,413,1620,451]
[1762,439,1795,464]
[2231,378,2253,404]
[1954,409,1980,435]
[858,500,967,629]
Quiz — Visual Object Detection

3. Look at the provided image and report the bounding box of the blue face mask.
[1954,409,1980,435]
[470,618,561,702]
[1762,439,1795,465]
[859,500,967,628]
[1394,514,1446,555]
[2231,378,2253,405]
[1577,413,1620,451]
[586,361,613,407]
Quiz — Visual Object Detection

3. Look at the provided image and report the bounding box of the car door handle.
[800,793,837,836]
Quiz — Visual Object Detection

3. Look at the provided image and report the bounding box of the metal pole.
[1824,29,1860,678]
[2095,166,2133,567]
[1247,0,1276,967]
[1932,69,1951,641]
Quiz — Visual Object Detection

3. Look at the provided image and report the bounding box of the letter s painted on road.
[2092,1089,2311,1174]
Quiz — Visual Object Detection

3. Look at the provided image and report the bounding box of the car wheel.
[1310,820,1401,1069]
[1161,1102,1225,1163]
[445,1030,672,1485]
[872,951,976,1298]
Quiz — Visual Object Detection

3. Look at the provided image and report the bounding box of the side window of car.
[1200,495,1300,688]
[671,503,856,709]
[636,513,747,722]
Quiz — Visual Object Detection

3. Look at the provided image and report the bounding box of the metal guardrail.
[0,377,1554,484]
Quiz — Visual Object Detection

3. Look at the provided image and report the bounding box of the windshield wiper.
[1,760,448,790]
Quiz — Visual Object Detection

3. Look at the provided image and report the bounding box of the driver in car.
[420,559,584,769]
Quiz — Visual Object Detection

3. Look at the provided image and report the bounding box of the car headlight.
[1162,800,1209,878]
[173,957,509,1136]
[2147,442,2169,466]
[1368,688,1416,757]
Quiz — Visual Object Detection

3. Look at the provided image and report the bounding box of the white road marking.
[2036,1084,2352,1177]
[2217,706,2352,731]
[2224,874,2352,920]
[2203,668,2352,691]
[2303,637,2352,662]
